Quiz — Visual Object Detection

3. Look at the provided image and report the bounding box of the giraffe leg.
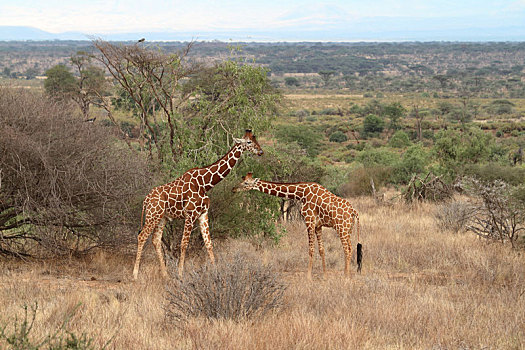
[306,222,316,280]
[178,215,197,278]
[152,218,168,278]
[337,226,352,277]
[315,225,327,277]
[198,211,215,265]
[133,220,158,280]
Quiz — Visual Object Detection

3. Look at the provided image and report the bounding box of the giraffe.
[233,173,362,279]
[133,130,263,280]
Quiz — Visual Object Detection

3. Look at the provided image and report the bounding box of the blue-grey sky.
[1,0,525,40]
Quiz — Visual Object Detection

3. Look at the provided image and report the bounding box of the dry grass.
[1,197,524,349]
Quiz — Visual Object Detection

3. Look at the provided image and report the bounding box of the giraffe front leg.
[198,211,215,265]
[178,216,197,278]
[152,218,168,278]
[315,225,327,277]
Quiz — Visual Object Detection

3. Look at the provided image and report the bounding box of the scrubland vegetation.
[1,197,524,349]
[1,40,524,349]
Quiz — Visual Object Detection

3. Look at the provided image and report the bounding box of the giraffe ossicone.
[233,172,362,278]
[133,130,263,280]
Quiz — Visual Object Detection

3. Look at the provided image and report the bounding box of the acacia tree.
[70,51,106,119]
[93,40,280,166]
[44,53,106,119]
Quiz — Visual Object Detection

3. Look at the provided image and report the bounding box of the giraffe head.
[232,172,260,192]
[233,129,263,156]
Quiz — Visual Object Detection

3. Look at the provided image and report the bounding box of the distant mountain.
[0,26,88,41]
[1,21,524,42]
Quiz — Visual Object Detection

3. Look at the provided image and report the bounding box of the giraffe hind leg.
[152,217,168,278]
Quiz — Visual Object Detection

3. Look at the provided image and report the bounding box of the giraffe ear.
[233,137,242,144]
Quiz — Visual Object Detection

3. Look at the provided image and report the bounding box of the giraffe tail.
[356,215,362,273]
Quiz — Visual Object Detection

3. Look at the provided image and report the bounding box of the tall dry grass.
[0,197,523,349]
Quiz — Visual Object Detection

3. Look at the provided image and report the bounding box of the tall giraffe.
[133,130,263,280]
[233,173,362,278]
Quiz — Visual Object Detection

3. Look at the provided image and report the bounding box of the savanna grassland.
[1,196,524,349]
[1,41,525,349]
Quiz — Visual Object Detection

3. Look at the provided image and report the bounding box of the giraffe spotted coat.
[233,173,361,278]
[133,130,263,280]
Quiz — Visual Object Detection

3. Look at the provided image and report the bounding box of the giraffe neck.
[254,181,305,200]
[203,143,244,191]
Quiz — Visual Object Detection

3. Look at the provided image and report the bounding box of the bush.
[329,131,348,143]
[434,201,474,233]
[462,177,525,247]
[0,88,152,257]
[388,130,412,148]
[274,125,322,157]
[357,147,399,167]
[393,144,430,184]
[340,166,392,197]
[362,114,385,136]
[462,163,525,186]
[165,253,285,325]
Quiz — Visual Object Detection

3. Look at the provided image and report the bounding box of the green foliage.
[357,146,399,167]
[274,125,322,157]
[486,99,515,115]
[284,77,300,87]
[393,144,430,183]
[362,114,385,137]
[44,65,77,97]
[384,102,406,130]
[432,127,495,179]
[462,163,525,186]
[320,165,352,196]
[329,131,348,143]
[388,130,412,148]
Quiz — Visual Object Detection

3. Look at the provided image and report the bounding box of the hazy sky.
[1,0,525,35]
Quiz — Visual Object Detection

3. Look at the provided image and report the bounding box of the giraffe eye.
[247,140,253,144]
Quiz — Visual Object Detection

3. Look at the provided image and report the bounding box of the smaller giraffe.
[133,130,263,280]
[233,173,362,278]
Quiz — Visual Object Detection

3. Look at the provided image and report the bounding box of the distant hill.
[1,20,525,42]
[0,26,89,41]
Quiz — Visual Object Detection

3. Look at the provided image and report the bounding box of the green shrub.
[274,125,322,157]
[462,163,525,186]
[432,127,494,179]
[357,146,399,167]
[362,114,385,137]
[388,130,412,148]
[393,144,430,184]
[329,131,348,143]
